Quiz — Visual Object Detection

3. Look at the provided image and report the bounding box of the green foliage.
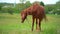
[8,7,14,15]
[1,7,8,13]
[20,0,26,3]
[0,3,14,14]
[45,0,60,15]
[15,1,32,13]
[45,5,55,14]
[15,3,26,13]
[0,3,4,11]
[0,1,60,15]
[1,7,14,14]
[25,1,32,8]
[0,5,2,11]
[53,9,60,15]
[40,1,45,6]
[53,1,60,15]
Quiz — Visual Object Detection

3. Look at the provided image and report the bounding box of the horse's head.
[21,10,27,23]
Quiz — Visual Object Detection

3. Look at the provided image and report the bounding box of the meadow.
[0,13,60,34]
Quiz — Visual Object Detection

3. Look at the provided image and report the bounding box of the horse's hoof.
[36,30,40,32]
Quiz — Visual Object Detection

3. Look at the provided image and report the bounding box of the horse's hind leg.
[32,16,35,31]
[39,18,42,31]
[36,18,38,31]
[36,18,40,31]
[39,19,41,31]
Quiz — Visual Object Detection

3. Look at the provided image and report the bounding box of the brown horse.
[21,3,46,31]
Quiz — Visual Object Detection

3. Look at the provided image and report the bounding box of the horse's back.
[33,5,45,18]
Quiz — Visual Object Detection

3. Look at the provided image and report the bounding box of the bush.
[1,7,14,14]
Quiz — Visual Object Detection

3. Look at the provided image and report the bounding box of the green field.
[0,13,60,34]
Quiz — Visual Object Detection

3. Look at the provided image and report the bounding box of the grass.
[0,13,60,34]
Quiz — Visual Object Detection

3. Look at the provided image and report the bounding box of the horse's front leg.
[32,16,35,31]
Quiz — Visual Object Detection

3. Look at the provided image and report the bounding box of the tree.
[53,1,60,15]
[1,6,14,14]
[55,1,60,9]
[45,4,55,14]
[40,1,45,6]
[19,0,26,10]
[20,0,26,3]
[8,7,14,15]
[0,3,4,11]
[0,5,2,11]
[25,1,31,8]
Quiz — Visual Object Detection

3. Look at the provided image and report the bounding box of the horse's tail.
[43,11,48,22]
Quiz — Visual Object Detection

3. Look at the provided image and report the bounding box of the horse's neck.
[26,4,41,15]
[26,6,33,15]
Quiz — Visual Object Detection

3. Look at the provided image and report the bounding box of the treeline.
[0,1,32,14]
[45,1,60,15]
[0,1,60,15]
